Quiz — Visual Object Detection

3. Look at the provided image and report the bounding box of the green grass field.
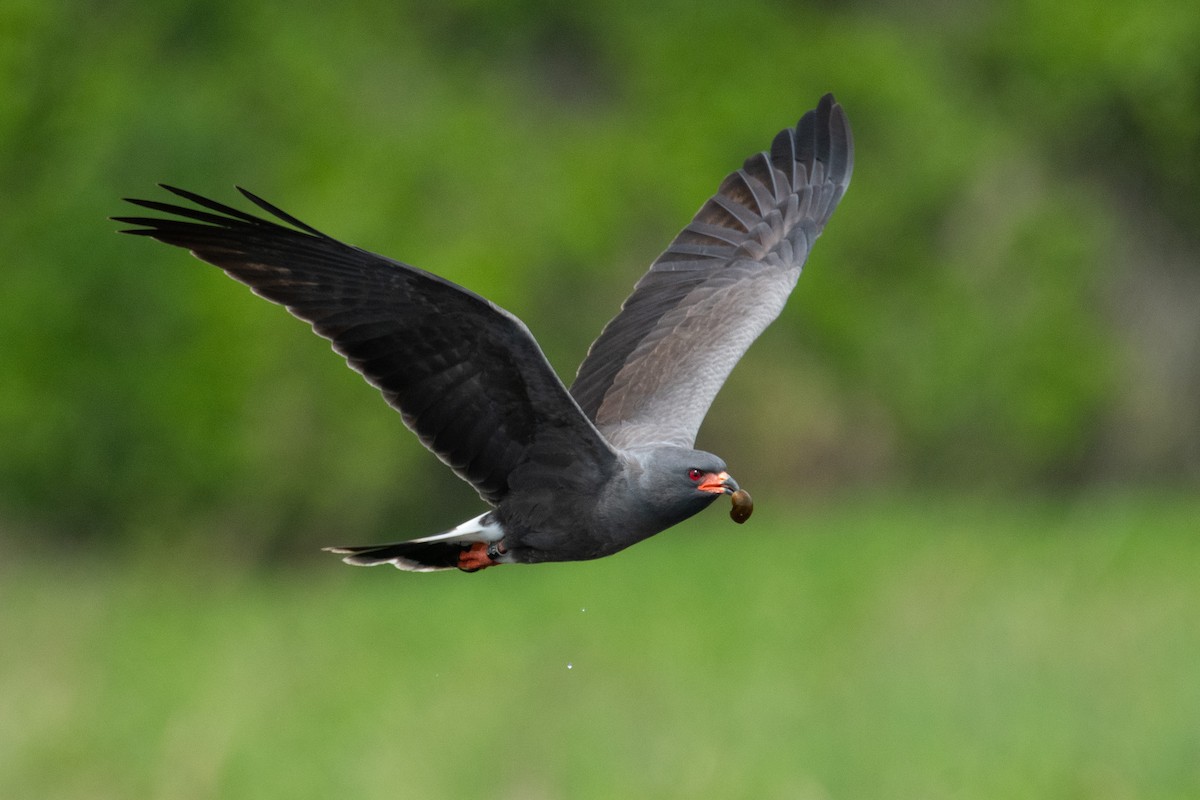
[3,492,1198,799]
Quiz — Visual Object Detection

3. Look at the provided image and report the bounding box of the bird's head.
[624,446,745,531]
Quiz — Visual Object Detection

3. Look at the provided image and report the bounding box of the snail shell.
[729,489,753,524]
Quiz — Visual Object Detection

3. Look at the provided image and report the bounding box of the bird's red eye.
[687,468,703,482]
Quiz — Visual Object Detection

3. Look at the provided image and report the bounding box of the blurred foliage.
[1,0,1197,548]
[4,495,1199,798]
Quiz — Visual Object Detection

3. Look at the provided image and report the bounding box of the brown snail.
[729,488,753,524]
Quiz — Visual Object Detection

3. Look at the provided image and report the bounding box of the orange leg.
[457,541,503,572]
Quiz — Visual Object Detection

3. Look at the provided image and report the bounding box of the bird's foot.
[457,540,507,572]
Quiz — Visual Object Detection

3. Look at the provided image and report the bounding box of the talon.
[458,541,503,572]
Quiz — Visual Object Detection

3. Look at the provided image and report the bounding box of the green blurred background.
[2,0,1198,797]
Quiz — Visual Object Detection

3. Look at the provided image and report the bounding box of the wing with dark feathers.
[570,93,853,449]
[115,186,615,505]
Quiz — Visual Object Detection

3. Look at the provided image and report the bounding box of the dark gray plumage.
[114,94,853,572]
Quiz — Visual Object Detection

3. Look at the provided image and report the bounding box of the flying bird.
[115,93,853,572]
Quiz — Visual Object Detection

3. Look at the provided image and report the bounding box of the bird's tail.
[324,540,472,572]
[323,511,504,573]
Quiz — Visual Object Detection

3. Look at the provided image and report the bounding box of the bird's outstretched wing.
[570,94,853,449]
[115,186,614,505]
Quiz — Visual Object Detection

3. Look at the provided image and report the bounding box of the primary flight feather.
[115,93,853,572]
